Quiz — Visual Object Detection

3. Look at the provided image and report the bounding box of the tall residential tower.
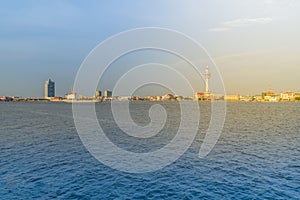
[44,79,55,99]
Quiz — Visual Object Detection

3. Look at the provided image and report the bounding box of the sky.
[0,0,299,97]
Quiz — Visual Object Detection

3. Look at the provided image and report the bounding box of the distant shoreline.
[1,99,300,103]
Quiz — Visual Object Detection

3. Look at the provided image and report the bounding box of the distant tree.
[295,97,300,101]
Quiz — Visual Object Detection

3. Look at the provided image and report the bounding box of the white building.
[65,92,77,100]
[280,92,294,101]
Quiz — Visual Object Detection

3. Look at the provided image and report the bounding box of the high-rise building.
[44,79,55,99]
[103,90,112,98]
[95,90,102,98]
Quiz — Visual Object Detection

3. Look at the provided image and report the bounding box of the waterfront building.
[78,94,84,100]
[44,79,55,99]
[162,94,175,101]
[103,90,112,98]
[175,96,183,101]
[268,96,280,102]
[131,96,140,101]
[147,96,158,101]
[262,91,279,102]
[194,92,205,101]
[95,90,102,99]
[240,95,252,102]
[65,92,77,100]
[50,96,63,102]
[0,96,13,101]
[262,91,275,100]
[295,93,300,101]
[280,92,295,101]
[224,95,240,102]
[116,96,130,101]
[210,94,224,101]
[253,95,263,102]
[195,67,211,101]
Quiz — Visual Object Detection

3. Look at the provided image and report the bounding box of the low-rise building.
[240,95,252,102]
[194,92,205,101]
[0,96,13,101]
[211,94,224,101]
[253,95,263,102]
[115,96,130,101]
[224,95,240,102]
[262,91,279,102]
[131,96,140,101]
[162,94,175,101]
[50,96,63,101]
[280,92,294,101]
[147,96,158,101]
[65,92,77,100]
[294,93,300,101]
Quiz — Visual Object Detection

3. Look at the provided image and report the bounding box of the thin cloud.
[214,51,259,63]
[224,18,273,27]
[213,50,270,65]
[208,27,230,32]
[209,17,273,32]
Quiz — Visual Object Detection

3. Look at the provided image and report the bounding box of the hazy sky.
[0,0,299,97]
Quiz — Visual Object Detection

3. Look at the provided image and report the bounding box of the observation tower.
[204,66,210,95]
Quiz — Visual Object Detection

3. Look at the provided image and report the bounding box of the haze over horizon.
[1,0,299,97]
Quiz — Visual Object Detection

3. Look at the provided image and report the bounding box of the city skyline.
[1,72,300,98]
[30,75,300,100]
[1,1,300,97]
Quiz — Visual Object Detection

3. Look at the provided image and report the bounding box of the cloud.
[213,51,261,63]
[208,27,230,32]
[224,18,273,27]
[209,17,273,32]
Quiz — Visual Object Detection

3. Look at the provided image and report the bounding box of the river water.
[0,102,299,199]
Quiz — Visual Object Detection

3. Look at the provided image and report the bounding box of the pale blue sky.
[0,0,299,97]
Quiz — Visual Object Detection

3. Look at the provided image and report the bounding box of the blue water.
[0,102,299,199]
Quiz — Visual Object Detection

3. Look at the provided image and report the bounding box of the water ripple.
[0,102,299,199]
